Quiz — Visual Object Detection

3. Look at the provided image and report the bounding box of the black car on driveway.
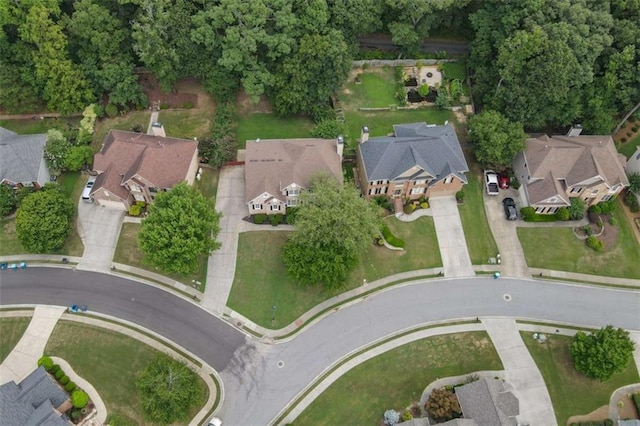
[502,197,517,220]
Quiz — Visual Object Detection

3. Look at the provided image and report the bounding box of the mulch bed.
[574,213,619,250]
[137,73,198,109]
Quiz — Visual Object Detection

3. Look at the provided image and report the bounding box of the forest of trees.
[1,0,638,132]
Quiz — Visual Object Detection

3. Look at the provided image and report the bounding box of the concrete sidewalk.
[483,318,557,426]
[429,195,474,278]
[0,305,65,383]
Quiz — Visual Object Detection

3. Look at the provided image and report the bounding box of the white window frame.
[270,204,280,211]
[252,203,262,210]
[410,187,425,195]
[443,176,454,184]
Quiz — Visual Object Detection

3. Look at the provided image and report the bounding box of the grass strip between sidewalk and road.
[282,328,500,425]
[521,332,639,425]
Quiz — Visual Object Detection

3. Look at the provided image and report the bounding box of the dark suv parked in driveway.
[502,197,517,220]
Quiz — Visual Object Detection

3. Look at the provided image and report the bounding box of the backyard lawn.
[0,117,80,135]
[159,109,212,141]
[229,217,441,328]
[458,173,498,264]
[442,62,467,80]
[293,331,503,425]
[522,332,639,424]
[0,317,31,363]
[45,321,207,426]
[93,111,151,148]
[517,201,640,279]
[340,67,398,109]
[236,113,314,149]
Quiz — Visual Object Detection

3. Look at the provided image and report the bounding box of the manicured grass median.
[293,331,502,425]
[236,113,314,149]
[45,321,207,425]
[0,317,31,363]
[517,202,640,279]
[459,173,498,264]
[522,332,639,424]
[229,218,441,328]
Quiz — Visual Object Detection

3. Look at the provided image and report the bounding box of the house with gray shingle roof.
[0,126,51,188]
[513,128,629,214]
[244,137,344,216]
[356,122,468,202]
[0,366,70,425]
[455,378,519,426]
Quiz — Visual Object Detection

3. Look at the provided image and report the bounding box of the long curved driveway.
[1,268,639,425]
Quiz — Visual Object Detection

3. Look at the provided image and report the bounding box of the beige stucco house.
[356,122,469,201]
[244,137,344,216]
[513,128,629,214]
[91,130,199,210]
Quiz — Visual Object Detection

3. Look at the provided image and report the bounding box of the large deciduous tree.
[136,354,202,424]
[16,186,73,253]
[138,183,221,274]
[283,175,380,289]
[468,110,526,169]
[570,325,635,381]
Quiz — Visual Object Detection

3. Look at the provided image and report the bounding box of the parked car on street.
[484,170,499,195]
[81,178,96,202]
[502,197,517,220]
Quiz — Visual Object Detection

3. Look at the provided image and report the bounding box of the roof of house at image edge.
[455,377,519,426]
[524,134,629,205]
[0,126,47,184]
[92,129,198,201]
[0,366,69,426]
[244,138,343,203]
[358,122,469,184]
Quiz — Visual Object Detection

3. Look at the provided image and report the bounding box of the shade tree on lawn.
[468,110,526,170]
[570,325,635,382]
[283,174,380,289]
[138,183,221,274]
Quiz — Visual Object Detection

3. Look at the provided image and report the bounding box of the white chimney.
[336,135,344,159]
[567,125,583,137]
[360,126,369,144]
[151,122,166,138]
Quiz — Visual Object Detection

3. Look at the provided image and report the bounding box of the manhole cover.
[503,293,512,302]
[277,361,284,368]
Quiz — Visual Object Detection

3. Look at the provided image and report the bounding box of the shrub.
[420,201,429,209]
[583,225,593,236]
[160,103,169,110]
[70,410,81,421]
[55,369,65,379]
[632,126,639,132]
[65,381,77,392]
[286,207,298,224]
[381,225,405,248]
[401,410,413,422]
[129,204,142,216]
[311,120,344,139]
[37,356,54,371]
[586,236,605,251]
[555,207,570,221]
[609,216,616,226]
[425,387,461,422]
[410,402,421,417]
[310,105,336,123]
[183,101,194,109]
[130,123,144,133]
[60,375,70,385]
[404,203,416,214]
[71,390,89,408]
[624,192,640,212]
[270,213,283,226]
[455,190,465,202]
[520,206,536,221]
[373,196,393,211]
[569,197,585,220]
[50,364,60,374]
[254,214,265,224]
[633,393,640,414]
[621,137,627,143]
[105,104,118,117]
[510,177,521,190]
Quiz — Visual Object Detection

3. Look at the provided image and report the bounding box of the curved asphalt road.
[1,269,639,425]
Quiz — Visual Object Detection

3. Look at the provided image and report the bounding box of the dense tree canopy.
[570,325,635,381]
[468,110,526,169]
[138,183,221,274]
[283,175,380,289]
[16,186,73,253]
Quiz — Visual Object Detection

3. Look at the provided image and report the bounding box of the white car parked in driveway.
[484,170,499,195]
[81,177,96,202]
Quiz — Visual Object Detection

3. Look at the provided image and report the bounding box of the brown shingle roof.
[93,130,197,198]
[244,138,343,203]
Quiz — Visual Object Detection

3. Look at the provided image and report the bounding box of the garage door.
[96,199,126,210]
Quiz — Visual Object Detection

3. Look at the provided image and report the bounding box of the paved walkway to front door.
[429,195,474,278]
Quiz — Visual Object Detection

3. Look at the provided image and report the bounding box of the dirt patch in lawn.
[138,73,199,109]
[566,405,609,425]
[236,90,273,114]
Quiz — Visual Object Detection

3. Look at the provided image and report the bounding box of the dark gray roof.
[0,126,48,185]
[0,366,69,426]
[455,378,518,426]
[358,122,468,183]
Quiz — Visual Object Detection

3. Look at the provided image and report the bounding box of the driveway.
[203,165,246,314]
[483,190,530,278]
[76,201,124,272]
[429,195,474,277]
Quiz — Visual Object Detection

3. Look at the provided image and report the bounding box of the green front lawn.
[0,317,31,363]
[229,217,441,328]
[0,219,27,256]
[458,174,499,264]
[517,202,640,279]
[236,113,315,149]
[522,332,639,424]
[340,68,398,109]
[45,321,207,425]
[93,111,152,148]
[0,117,80,135]
[113,223,207,290]
[293,331,503,425]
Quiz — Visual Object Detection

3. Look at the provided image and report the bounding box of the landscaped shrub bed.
[37,356,91,424]
[569,420,613,426]
[381,225,405,248]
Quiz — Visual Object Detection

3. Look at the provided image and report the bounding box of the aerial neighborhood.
[1,1,640,426]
